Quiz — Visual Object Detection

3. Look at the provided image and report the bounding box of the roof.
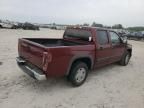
[67,26,111,31]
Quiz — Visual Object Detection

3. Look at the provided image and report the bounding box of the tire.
[68,62,88,87]
[119,51,131,66]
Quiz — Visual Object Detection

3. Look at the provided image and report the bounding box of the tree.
[112,24,123,29]
[91,22,103,27]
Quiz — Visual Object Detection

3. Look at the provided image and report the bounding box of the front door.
[108,31,125,63]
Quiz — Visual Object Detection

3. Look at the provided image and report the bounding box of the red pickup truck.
[16,26,132,86]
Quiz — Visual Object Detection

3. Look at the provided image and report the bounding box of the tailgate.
[18,38,47,71]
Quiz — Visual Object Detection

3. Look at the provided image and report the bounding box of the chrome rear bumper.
[16,57,47,81]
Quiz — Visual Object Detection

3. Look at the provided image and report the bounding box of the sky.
[0,0,144,27]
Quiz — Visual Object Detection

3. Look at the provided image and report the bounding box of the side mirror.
[121,36,127,44]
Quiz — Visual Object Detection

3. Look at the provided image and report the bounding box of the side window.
[109,32,120,45]
[97,30,109,45]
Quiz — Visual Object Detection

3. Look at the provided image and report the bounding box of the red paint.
[18,27,132,78]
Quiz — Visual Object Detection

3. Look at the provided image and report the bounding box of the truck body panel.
[17,26,132,80]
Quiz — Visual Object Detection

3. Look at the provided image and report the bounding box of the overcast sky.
[0,0,144,27]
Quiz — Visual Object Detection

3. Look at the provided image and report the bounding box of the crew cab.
[16,26,132,86]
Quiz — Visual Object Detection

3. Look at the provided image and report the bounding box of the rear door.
[95,30,113,67]
[108,31,125,62]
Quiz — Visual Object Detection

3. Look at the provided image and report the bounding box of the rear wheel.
[119,51,131,66]
[68,62,88,87]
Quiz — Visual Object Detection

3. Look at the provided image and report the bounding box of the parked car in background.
[22,22,39,30]
[126,32,144,40]
[11,24,19,29]
[136,32,143,39]
[11,23,25,29]
[0,23,13,29]
[0,24,2,28]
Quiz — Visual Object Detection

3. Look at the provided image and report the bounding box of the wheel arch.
[66,55,94,76]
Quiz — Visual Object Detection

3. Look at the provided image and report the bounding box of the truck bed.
[25,38,85,47]
[18,37,95,79]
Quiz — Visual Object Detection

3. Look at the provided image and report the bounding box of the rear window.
[64,29,92,41]
[96,30,109,45]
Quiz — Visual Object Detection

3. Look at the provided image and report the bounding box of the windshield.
[64,29,92,41]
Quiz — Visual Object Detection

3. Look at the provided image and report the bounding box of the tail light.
[18,39,22,55]
[42,52,52,71]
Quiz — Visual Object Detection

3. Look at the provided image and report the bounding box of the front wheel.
[119,51,131,66]
[68,62,88,87]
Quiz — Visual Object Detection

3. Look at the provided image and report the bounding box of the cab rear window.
[64,29,92,41]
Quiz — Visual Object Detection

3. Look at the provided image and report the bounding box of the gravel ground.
[0,28,144,108]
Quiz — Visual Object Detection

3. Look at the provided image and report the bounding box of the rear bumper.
[16,57,47,81]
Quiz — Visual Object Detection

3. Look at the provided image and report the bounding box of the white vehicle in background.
[0,20,13,29]
[0,23,13,29]
[0,20,19,29]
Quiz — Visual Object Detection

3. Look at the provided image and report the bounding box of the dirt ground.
[0,28,144,108]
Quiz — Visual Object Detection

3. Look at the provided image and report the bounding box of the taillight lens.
[42,52,52,71]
